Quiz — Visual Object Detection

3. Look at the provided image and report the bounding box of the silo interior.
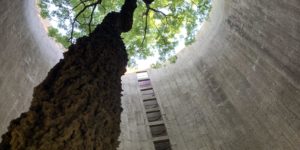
[0,0,299,149]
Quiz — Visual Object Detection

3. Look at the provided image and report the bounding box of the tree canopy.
[39,0,211,67]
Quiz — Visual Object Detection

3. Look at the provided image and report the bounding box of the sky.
[132,29,186,71]
[43,1,208,72]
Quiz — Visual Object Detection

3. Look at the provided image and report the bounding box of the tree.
[39,0,211,66]
[0,0,211,149]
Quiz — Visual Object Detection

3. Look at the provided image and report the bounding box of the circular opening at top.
[38,0,212,71]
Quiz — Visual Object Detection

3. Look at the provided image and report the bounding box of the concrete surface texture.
[0,0,299,149]
[119,0,300,149]
[0,0,63,138]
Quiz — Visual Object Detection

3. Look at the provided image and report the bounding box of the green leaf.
[39,0,212,67]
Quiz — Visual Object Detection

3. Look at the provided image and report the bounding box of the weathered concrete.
[146,0,300,149]
[0,0,62,138]
[119,0,300,149]
[1,0,136,149]
[0,0,299,149]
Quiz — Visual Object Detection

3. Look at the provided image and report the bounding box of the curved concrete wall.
[0,0,62,137]
[0,0,299,149]
[147,0,300,149]
[119,0,299,149]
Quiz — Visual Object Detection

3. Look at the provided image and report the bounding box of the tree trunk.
[0,0,137,149]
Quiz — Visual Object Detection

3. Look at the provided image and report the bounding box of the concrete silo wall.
[0,0,62,137]
[0,0,299,149]
[119,0,300,149]
[146,0,300,149]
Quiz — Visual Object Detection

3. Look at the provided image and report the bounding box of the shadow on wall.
[0,0,299,149]
[0,0,62,138]
[145,0,300,149]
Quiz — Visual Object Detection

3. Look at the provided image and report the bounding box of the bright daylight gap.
[38,0,212,72]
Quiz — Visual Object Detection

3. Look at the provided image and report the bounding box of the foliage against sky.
[39,0,211,67]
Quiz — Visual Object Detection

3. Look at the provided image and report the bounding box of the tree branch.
[88,4,97,33]
[154,23,168,45]
[141,8,149,47]
[73,0,87,10]
[141,2,170,48]
[119,0,138,32]
[148,7,167,17]
[70,0,102,42]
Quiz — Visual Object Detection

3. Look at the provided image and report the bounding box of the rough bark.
[0,0,137,149]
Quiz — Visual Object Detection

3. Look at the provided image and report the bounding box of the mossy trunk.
[0,0,137,149]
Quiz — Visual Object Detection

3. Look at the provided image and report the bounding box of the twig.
[88,4,97,33]
[70,0,102,42]
[73,0,86,10]
[148,7,167,17]
[153,23,167,45]
[140,2,171,47]
[141,8,149,47]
